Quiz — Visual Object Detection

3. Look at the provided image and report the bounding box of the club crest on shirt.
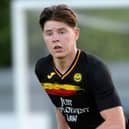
[73,73,82,82]
[47,72,56,79]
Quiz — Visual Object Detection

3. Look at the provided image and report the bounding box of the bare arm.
[55,108,70,129]
[96,106,125,129]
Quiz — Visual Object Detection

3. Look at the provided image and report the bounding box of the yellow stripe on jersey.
[41,83,82,91]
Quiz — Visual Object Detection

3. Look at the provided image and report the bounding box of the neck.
[53,48,78,74]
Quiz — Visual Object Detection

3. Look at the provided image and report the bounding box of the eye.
[44,30,53,36]
[46,32,53,36]
[59,30,66,35]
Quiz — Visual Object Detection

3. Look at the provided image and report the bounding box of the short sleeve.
[88,55,121,111]
[35,56,61,108]
[35,59,43,82]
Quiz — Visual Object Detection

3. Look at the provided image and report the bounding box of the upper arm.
[98,106,125,129]
[55,108,70,129]
[88,56,125,128]
[100,106,125,121]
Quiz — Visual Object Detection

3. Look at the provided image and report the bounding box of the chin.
[55,55,65,59]
[54,53,66,59]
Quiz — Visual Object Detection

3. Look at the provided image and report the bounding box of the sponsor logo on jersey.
[41,83,84,96]
[47,72,56,79]
[59,97,90,122]
[73,73,82,82]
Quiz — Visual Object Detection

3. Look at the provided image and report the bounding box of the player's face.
[43,20,80,59]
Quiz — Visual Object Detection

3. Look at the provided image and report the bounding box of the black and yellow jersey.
[35,49,121,129]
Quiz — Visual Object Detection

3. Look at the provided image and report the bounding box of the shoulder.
[35,55,52,68]
[80,50,110,77]
[35,55,52,74]
[80,50,105,67]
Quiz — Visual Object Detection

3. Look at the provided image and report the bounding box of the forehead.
[43,20,71,31]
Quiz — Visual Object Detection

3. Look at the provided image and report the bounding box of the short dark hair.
[39,4,78,30]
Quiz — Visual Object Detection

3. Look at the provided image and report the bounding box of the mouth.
[53,45,63,52]
[54,46,62,49]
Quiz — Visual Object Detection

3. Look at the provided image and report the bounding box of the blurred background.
[0,0,129,129]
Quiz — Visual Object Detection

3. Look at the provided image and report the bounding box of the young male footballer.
[35,4,128,129]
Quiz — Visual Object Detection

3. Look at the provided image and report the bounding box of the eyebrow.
[44,29,52,33]
[44,27,67,33]
[58,28,66,31]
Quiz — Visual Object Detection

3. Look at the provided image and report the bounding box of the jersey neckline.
[53,49,81,80]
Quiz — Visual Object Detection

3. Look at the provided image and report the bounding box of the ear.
[74,27,80,40]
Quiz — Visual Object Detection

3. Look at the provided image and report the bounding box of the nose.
[52,33,60,42]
